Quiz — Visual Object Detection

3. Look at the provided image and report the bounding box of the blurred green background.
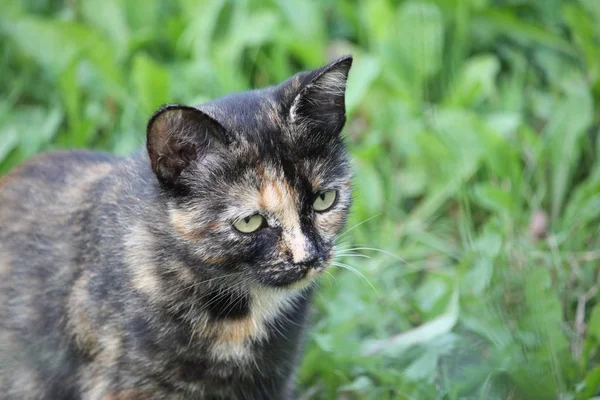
[2,0,600,398]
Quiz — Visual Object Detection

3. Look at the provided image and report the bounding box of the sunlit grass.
[2,0,600,398]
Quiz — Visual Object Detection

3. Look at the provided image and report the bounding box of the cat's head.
[146,56,353,289]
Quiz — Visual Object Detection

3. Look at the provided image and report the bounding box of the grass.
[2,0,600,398]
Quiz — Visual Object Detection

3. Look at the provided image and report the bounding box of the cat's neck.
[123,220,309,357]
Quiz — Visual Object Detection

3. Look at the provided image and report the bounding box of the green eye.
[233,214,265,233]
[313,190,337,212]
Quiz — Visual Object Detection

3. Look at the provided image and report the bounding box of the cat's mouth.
[255,255,332,289]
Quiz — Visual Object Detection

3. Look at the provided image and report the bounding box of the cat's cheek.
[314,211,346,241]
[230,230,279,265]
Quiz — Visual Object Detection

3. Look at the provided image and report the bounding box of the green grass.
[2,0,600,398]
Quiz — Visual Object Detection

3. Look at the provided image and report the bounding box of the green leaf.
[588,304,600,342]
[20,107,63,156]
[404,334,458,382]
[544,79,593,221]
[275,0,324,66]
[445,54,500,107]
[345,54,380,115]
[363,288,459,356]
[178,0,227,58]
[131,53,170,116]
[522,268,570,391]
[484,112,521,139]
[577,366,600,400]
[363,0,395,44]
[338,376,374,393]
[0,128,18,164]
[396,1,444,80]
[58,62,85,145]
[1,17,122,91]
[563,3,600,85]
[463,258,493,296]
[471,183,513,215]
[352,161,385,218]
[562,172,600,229]
[80,0,130,59]
[475,9,577,56]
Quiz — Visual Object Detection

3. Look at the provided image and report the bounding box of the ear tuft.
[146,104,226,187]
[289,55,353,135]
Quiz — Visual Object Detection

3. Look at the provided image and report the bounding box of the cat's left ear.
[146,104,228,187]
[289,55,353,135]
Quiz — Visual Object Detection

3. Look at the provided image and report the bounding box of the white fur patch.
[207,287,301,363]
[282,228,309,263]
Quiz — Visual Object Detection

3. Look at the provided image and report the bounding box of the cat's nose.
[294,253,319,267]
[291,240,318,266]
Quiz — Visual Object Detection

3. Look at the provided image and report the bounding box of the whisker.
[220,287,250,319]
[336,247,409,263]
[334,252,371,259]
[169,271,246,297]
[336,246,432,275]
[310,280,327,304]
[331,239,355,252]
[331,261,380,298]
[196,280,248,315]
[323,271,338,286]
[335,213,382,241]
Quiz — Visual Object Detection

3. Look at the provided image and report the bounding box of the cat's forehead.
[190,73,350,190]
[197,87,288,138]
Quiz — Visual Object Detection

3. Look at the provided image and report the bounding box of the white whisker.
[334,252,371,259]
[331,261,380,298]
[323,270,338,286]
[336,213,382,240]
[337,247,408,262]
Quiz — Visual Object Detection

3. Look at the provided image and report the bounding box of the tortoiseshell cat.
[0,56,353,399]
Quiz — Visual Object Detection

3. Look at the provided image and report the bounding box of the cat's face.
[147,57,352,288]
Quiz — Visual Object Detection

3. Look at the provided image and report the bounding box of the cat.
[0,56,353,399]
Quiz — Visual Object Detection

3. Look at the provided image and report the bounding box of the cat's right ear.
[146,104,227,186]
[288,56,353,136]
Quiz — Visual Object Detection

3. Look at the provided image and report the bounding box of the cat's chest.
[198,287,302,363]
[160,288,307,397]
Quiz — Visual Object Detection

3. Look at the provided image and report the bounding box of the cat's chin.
[255,264,328,291]
[285,266,327,290]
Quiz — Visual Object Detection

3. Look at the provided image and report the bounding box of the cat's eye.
[313,190,337,212]
[233,214,266,233]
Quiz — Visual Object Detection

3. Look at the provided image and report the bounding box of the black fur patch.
[202,286,251,320]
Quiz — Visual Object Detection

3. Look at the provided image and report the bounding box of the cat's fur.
[0,56,353,399]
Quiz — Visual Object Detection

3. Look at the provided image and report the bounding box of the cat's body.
[0,57,353,399]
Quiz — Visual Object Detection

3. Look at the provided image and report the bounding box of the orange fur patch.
[125,224,163,297]
[317,210,345,228]
[103,390,155,400]
[214,316,257,343]
[201,255,227,264]
[170,210,218,240]
[67,272,99,355]
[311,175,322,190]
[259,174,312,263]
[64,163,113,202]
[259,179,285,210]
